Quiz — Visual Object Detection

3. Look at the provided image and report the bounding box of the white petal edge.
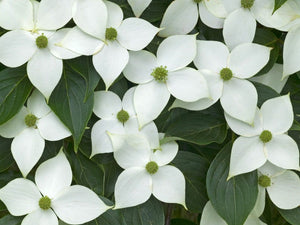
[12,128,45,177]
[22,209,58,225]
[159,0,198,37]
[134,81,170,128]
[93,91,122,119]
[0,178,41,216]
[228,136,266,178]
[127,0,151,17]
[156,35,197,72]
[27,49,62,100]
[117,18,159,51]
[52,185,110,224]
[114,167,152,209]
[152,165,186,207]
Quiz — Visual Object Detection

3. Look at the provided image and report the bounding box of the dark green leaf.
[121,197,165,225]
[253,82,280,107]
[164,104,227,145]
[0,137,13,172]
[254,28,280,76]
[0,215,22,225]
[66,147,105,195]
[0,67,33,125]
[171,218,197,225]
[278,207,300,225]
[206,143,258,225]
[66,57,100,101]
[49,65,94,151]
[273,0,288,13]
[172,152,209,213]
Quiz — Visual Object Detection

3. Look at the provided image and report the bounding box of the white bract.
[108,133,185,209]
[250,64,288,94]
[0,90,71,177]
[0,0,79,99]
[258,162,300,210]
[0,151,110,225]
[172,41,270,124]
[91,87,159,156]
[62,0,159,89]
[123,35,209,128]
[226,95,300,178]
[127,0,152,17]
[204,0,274,49]
[159,0,224,37]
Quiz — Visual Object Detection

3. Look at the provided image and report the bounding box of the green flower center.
[39,196,51,210]
[241,0,255,9]
[151,66,168,83]
[193,0,202,3]
[105,27,118,41]
[35,34,48,48]
[117,110,129,123]
[220,68,233,81]
[258,175,271,188]
[259,130,272,143]
[146,161,159,174]
[25,114,37,127]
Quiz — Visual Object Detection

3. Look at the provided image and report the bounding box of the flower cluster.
[0,0,299,224]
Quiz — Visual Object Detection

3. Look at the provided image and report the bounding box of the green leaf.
[172,152,209,213]
[0,137,13,172]
[0,215,22,225]
[164,104,227,145]
[49,64,95,151]
[66,57,100,101]
[253,28,280,76]
[0,67,33,125]
[273,0,288,13]
[278,207,300,225]
[121,197,165,225]
[66,148,105,196]
[253,82,280,107]
[206,143,258,225]
[171,219,197,225]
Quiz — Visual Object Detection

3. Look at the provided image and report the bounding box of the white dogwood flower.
[205,0,275,49]
[159,0,224,37]
[123,35,209,128]
[91,87,159,156]
[0,90,71,177]
[172,41,270,124]
[108,133,185,209]
[0,0,79,99]
[226,95,300,178]
[0,151,110,225]
[258,162,300,210]
[62,0,159,89]
[127,0,152,17]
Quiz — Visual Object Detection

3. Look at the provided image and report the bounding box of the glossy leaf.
[0,66,33,125]
[164,104,227,145]
[206,143,258,225]
[172,151,209,213]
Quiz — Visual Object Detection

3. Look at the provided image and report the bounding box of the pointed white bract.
[226,95,300,178]
[91,87,159,156]
[159,0,224,37]
[0,90,71,177]
[172,40,270,124]
[108,132,185,209]
[127,0,152,17]
[258,162,300,210]
[204,0,277,49]
[0,151,110,225]
[0,0,78,99]
[123,35,209,128]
